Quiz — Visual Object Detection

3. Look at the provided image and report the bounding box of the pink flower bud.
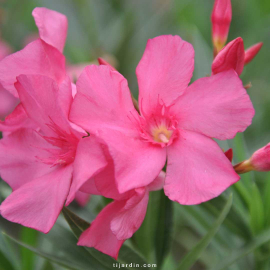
[250,143,270,171]
[234,144,270,174]
[212,37,245,75]
[244,42,263,65]
[211,0,232,53]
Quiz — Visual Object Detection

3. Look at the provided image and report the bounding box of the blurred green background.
[0,0,270,269]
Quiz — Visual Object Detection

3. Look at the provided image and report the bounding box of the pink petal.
[98,129,166,193]
[78,201,125,259]
[0,103,36,132]
[148,171,166,191]
[0,39,66,97]
[136,35,194,116]
[212,37,245,75]
[0,165,73,233]
[65,136,108,205]
[244,42,263,65]
[75,191,91,207]
[32,7,68,52]
[175,70,255,140]
[0,87,19,119]
[111,188,149,240]
[0,128,52,191]
[70,65,138,133]
[58,75,73,117]
[15,74,72,135]
[164,130,239,205]
[79,179,102,196]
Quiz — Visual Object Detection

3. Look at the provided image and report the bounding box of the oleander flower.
[70,35,255,205]
[0,7,67,132]
[0,74,108,233]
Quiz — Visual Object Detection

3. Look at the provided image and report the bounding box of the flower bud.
[224,148,233,162]
[244,42,263,65]
[212,37,245,75]
[234,143,270,174]
[250,143,270,171]
[211,0,232,54]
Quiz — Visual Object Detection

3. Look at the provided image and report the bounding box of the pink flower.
[0,74,108,233]
[78,171,165,259]
[0,7,67,132]
[211,0,232,54]
[244,42,263,65]
[70,35,255,205]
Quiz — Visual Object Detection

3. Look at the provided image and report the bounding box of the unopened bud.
[212,37,245,75]
[211,0,232,54]
[244,42,263,65]
[224,148,233,162]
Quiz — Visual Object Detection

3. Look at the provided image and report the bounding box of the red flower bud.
[224,148,233,162]
[211,0,232,53]
[212,37,245,75]
[244,42,263,65]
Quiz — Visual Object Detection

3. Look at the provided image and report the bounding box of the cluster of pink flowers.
[0,0,267,259]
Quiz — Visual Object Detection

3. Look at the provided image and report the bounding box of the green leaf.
[62,207,116,270]
[62,207,151,270]
[177,193,233,270]
[154,191,173,269]
[20,227,38,270]
[3,233,101,270]
[211,227,270,270]
[249,183,264,235]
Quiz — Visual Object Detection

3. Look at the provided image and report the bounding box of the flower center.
[37,121,79,167]
[135,102,178,147]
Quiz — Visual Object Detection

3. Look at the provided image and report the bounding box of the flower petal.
[0,129,53,191]
[78,201,125,259]
[136,35,194,116]
[212,37,245,75]
[32,7,68,52]
[164,130,239,205]
[75,191,91,207]
[0,39,66,97]
[70,65,138,133]
[175,70,255,140]
[148,171,166,191]
[15,74,72,135]
[98,129,166,193]
[111,188,149,240]
[0,87,19,119]
[0,103,36,132]
[0,165,72,233]
[65,136,108,205]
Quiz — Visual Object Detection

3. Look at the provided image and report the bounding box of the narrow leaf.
[62,207,150,269]
[3,233,98,270]
[177,193,233,270]
[154,190,173,269]
[211,227,270,270]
